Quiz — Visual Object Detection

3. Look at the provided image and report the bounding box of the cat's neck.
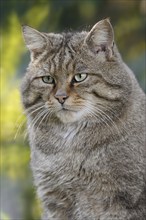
[28,117,124,155]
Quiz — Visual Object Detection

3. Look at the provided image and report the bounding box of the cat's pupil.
[74,73,87,82]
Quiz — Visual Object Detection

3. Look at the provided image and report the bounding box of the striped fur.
[21,19,146,219]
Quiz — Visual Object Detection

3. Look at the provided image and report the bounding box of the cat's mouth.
[59,106,77,112]
[62,108,70,111]
[56,105,84,123]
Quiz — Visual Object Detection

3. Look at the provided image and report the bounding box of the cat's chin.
[56,110,85,123]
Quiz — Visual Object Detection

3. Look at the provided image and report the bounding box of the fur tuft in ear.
[22,25,46,52]
[85,18,114,60]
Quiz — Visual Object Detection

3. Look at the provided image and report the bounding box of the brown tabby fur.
[21,19,146,219]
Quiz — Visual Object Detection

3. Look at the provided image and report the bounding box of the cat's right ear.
[22,25,47,59]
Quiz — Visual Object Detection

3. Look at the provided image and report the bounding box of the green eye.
[42,76,54,84]
[73,73,88,83]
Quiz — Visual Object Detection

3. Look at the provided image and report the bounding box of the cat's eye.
[73,73,88,83]
[42,76,54,84]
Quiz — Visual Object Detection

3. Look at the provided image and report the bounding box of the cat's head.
[21,19,131,125]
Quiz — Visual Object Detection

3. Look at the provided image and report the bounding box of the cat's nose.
[55,95,68,104]
[54,89,68,104]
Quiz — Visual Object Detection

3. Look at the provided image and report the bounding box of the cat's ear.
[22,25,47,57]
[85,18,114,60]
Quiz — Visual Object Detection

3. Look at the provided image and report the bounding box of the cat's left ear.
[84,18,114,60]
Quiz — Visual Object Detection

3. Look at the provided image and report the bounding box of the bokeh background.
[1,0,146,219]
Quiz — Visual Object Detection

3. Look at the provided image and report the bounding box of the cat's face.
[21,19,131,125]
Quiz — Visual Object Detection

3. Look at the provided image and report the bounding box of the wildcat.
[21,18,146,220]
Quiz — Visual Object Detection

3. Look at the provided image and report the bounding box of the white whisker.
[36,110,49,130]
[83,101,120,141]
[14,103,45,140]
[26,102,43,111]
[98,104,131,139]
[28,109,47,131]
[14,118,26,141]
[26,104,45,116]
[87,101,121,133]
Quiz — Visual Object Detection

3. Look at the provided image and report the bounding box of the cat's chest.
[30,122,113,191]
[31,138,110,193]
[59,126,78,145]
[29,122,92,154]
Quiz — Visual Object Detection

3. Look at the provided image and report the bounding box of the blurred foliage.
[0,212,10,220]
[0,0,145,219]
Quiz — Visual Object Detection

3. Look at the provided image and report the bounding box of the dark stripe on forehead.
[53,49,63,72]
[37,38,64,64]
[66,44,75,59]
[48,47,64,74]
[49,54,56,74]
[34,34,77,74]
[39,47,63,74]
[48,43,76,74]
[62,45,76,73]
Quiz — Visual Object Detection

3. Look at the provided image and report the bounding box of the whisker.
[14,118,26,141]
[26,105,45,116]
[94,104,130,138]
[25,102,44,112]
[88,110,117,142]
[23,129,28,141]
[28,109,47,131]
[14,112,25,126]
[96,108,121,137]
[14,103,45,141]
[86,101,121,136]
[36,110,49,130]
[45,109,54,123]
[84,105,113,133]
[84,102,119,142]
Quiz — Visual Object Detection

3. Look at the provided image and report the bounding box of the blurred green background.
[1,0,145,219]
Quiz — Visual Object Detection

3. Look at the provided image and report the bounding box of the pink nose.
[55,95,68,104]
[54,89,68,104]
